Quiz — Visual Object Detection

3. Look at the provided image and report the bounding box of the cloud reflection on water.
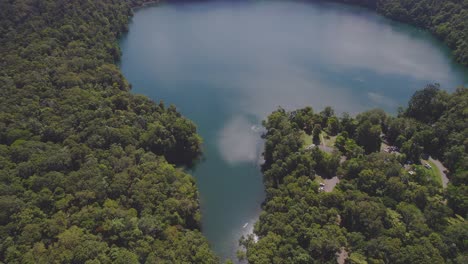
[124,0,464,164]
[119,1,468,260]
[217,116,260,164]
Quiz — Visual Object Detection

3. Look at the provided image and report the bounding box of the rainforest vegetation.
[0,0,217,263]
[240,86,468,264]
[0,0,467,263]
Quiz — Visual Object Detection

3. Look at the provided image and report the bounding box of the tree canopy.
[241,86,468,264]
[0,0,216,263]
[0,0,467,263]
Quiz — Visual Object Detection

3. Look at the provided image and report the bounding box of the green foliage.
[244,86,467,263]
[0,0,216,262]
[405,84,448,123]
[1,0,466,263]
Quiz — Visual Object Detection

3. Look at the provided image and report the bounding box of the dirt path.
[324,176,340,192]
[318,133,335,154]
[429,157,449,188]
[337,247,348,264]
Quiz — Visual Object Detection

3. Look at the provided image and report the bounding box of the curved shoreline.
[121,1,467,262]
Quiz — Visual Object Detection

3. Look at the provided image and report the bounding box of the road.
[337,248,348,264]
[323,176,340,192]
[429,157,449,188]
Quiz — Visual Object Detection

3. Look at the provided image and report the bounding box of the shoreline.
[131,0,161,11]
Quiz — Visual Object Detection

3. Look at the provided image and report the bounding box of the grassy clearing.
[301,131,313,147]
[320,131,336,148]
[315,175,324,183]
[421,159,443,187]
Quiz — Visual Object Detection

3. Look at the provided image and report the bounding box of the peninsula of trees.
[0,0,467,263]
[240,86,467,264]
[239,1,468,262]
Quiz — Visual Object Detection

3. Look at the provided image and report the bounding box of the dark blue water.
[119,0,468,261]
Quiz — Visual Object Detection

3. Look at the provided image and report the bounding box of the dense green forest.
[312,0,468,66]
[240,86,467,263]
[0,0,217,263]
[0,0,467,263]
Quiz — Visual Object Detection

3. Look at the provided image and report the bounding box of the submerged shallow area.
[119,0,468,260]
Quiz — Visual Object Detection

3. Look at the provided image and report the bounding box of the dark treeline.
[0,0,217,263]
[240,86,467,263]
[312,0,468,66]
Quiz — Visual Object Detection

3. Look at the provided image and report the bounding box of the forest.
[0,0,467,263]
[0,0,217,263]
[240,86,467,263]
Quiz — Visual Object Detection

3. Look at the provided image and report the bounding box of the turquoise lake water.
[119,0,468,261]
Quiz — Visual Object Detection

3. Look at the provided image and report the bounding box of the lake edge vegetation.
[239,1,468,262]
[240,85,468,264]
[0,0,218,263]
[0,0,467,263]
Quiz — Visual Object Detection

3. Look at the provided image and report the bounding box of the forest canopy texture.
[240,86,468,264]
[240,1,468,262]
[0,0,467,264]
[0,0,217,263]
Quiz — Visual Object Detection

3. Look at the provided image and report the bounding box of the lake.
[119,0,468,261]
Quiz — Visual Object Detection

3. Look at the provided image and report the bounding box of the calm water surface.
[119,0,468,260]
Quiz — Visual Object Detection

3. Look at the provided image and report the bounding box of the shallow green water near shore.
[119,0,468,260]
